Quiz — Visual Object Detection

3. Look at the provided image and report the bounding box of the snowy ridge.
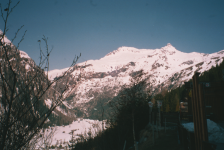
[49,43,221,79]
[47,67,70,80]
[20,51,30,59]
[0,30,31,60]
[0,30,11,45]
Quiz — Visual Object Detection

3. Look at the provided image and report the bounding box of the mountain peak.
[155,43,178,55]
[166,43,173,47]
[162,43,176,50]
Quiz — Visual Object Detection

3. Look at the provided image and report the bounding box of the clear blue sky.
[1,0,224,70]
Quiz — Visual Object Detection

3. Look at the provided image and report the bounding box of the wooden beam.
[192,72,200,150]
[198,84,208,149]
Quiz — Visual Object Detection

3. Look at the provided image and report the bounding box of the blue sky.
[1,0,224,70]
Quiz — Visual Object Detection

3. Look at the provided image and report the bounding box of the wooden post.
[165,118,166,133]
[149,107,152,123]
[192,73,200,150]
[181,126,184,147]
[152,121,154,145]
[192,73,208,150]
[188,89,193,121]
[158,107,161,128]
[123,140,126,150]
[184,82,193,122]
[148,102,153,124]
[198,84,208,149]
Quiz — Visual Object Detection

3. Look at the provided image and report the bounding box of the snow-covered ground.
[182,119,224,143]
[38,119,106,149]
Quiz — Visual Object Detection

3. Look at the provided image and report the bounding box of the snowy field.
[36,119,106,149]
[182,119,224,143]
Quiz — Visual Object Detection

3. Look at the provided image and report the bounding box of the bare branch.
[17,29,27,49]
[8,1,20,16]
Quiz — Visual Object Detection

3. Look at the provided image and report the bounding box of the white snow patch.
[46,119,107,147]
[20,51,30,59]
[55,107,68,116]
[182,119,224,143]
[45,99,53,108]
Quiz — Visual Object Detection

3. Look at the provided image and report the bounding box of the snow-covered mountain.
[48,43,224,119]
[0,30,77,125]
